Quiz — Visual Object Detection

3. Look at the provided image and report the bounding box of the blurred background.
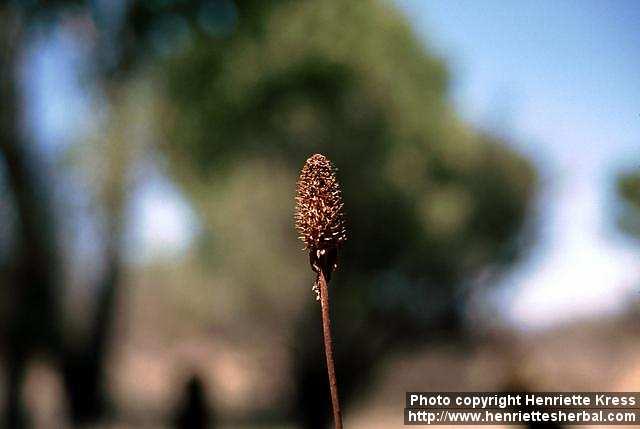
[0,0,639,427]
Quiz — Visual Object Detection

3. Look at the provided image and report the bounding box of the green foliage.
[158,0,537,333]
[616,170,640,240]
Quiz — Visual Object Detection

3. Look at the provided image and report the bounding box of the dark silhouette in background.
[173,374,213,429]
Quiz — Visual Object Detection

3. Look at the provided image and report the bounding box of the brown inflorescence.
[295,154,346,429]
[294,154,347,253]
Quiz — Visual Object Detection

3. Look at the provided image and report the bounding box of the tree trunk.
[61,84,129,425]
[0,7,62,427]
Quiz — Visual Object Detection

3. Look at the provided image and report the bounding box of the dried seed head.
[294,154,347,252]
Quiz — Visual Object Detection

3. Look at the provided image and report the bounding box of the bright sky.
[395,0,640,329]
[24,1,640,330]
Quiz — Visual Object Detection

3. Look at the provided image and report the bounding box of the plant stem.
[318,269,343,429]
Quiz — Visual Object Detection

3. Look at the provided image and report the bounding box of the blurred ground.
[10,288,640,428]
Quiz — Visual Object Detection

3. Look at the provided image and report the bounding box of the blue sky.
[24,1,640,330]
[395,0,640,165]
[395,0,640,328]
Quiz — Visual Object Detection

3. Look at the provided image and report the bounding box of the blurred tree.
[0,0,272,425]
[1,0,538,426]
[0,7,63,427]
[156,0,538,427]
[615,170,640,241]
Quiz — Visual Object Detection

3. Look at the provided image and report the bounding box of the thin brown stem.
[318,269,343,429]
